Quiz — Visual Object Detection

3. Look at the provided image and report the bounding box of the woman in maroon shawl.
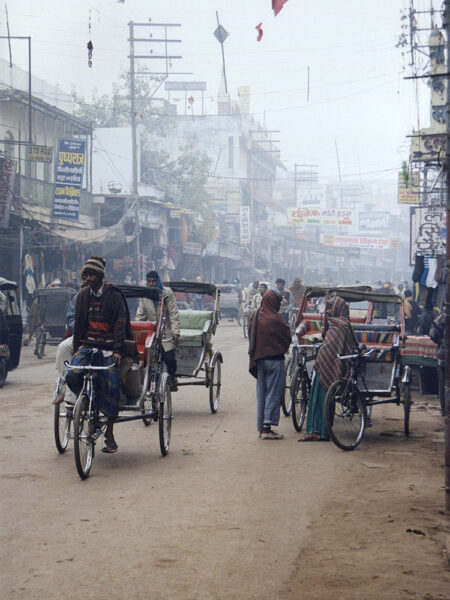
[248,290,292,439]
[299,295,357,441]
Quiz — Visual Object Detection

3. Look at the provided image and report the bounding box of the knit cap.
[81,256,106,278]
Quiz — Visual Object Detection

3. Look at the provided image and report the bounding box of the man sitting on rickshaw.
[65,256,131,454]
[135,270,180,391]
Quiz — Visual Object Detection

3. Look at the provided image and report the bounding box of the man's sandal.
[102,439,118,453]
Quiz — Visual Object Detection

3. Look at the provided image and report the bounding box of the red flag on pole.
[255,23,263,41]
[272,0,288,16]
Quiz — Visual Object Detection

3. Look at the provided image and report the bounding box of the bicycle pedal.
[93,428,103,440]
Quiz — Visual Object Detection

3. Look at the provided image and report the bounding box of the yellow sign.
[26,145,53,163]
[398,171,420,204]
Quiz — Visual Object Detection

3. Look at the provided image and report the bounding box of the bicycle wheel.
[53,378,71,453]
[401,380,411,437]
[290,365,309,432]
[209,353,222,413]
[281,358,292,416]
[73,394,94,479]
[158,372,172,456]
[325,378,366,451]
[36,328,46,359]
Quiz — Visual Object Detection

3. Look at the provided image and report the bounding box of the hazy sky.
[1,0,439,192]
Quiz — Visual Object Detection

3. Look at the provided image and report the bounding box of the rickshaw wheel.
[281,357,293,416]
[158,372,172,456]
[73,395,94,479]
[325,378,366,451]
[401,380,411,437]
[0,359,7,388]
[54,378,72,453]
[209,353,222,413]
[36,328,46,359]
[291,365,309,432]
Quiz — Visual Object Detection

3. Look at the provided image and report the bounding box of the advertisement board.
[240,206,251,245]
[288,207,353,226]
[26,145,53,163]
[398,170,420,204]
[52,139,86,220]
[410,205,446,264]
[322,234,400,250]
[358,212,390,231]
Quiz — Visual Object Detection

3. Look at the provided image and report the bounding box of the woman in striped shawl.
[299,295,357,441]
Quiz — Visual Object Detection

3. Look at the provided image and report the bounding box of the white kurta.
[135,287,180,352]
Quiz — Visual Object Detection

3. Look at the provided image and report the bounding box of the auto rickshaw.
[0,277,23,387]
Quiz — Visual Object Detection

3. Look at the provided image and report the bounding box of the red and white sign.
[322,235,399,250]
[288,207,353,226]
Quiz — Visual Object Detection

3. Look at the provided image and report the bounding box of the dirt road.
[1,322,448,599]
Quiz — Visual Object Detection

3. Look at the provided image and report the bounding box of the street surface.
[1,322,449,599]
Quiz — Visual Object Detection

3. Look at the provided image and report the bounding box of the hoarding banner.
[358,212,389,231]
[52,138,86,220]
[165,81,206,91]
[288,207,353,226]
[410,205,446,264]
[240,206,251,245]
[322,234,400,250]
[398,170,420,204]
[0,157,16,229]
[27,145,53,163]
[182,241,203,255]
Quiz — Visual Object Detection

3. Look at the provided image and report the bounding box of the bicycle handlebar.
[65,363,114,371]
[297,343,322,349]
[337,348,376,360]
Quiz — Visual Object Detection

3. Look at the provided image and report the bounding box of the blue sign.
[52,139,85,220]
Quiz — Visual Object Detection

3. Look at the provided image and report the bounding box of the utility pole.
[444,0,450,513]
[128,20,181,284]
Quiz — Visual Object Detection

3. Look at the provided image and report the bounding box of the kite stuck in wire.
[255,23,263,42]
[214,12,229,93]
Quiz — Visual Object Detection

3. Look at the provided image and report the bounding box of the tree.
[72,71,217,243]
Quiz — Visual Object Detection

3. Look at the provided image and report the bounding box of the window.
[227,136,234,169]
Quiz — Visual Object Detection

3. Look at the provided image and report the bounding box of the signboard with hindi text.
[322,234,400,250]
[398,170,420,204]
[26,145,53,163]
[52,139,85,220]
[288,207,353,226]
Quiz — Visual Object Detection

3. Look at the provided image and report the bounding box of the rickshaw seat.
[179,310,213,345]
[131,321,156,362]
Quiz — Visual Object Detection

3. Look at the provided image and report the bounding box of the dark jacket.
[73,284,131,354]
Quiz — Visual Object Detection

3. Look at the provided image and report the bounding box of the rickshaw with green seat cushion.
[165,281,222,413]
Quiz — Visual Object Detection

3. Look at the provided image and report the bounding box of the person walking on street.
[250,282,268,312]
[404,289,421,334]
[248,289,292,439]
[275,278,292,324]
[299,295,357,442]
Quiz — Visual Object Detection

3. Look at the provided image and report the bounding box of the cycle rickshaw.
[0,277,22,387]
[289,286,411,450]
[165,281,223,413]
[57,285,173,479]
[34,287,76,358]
